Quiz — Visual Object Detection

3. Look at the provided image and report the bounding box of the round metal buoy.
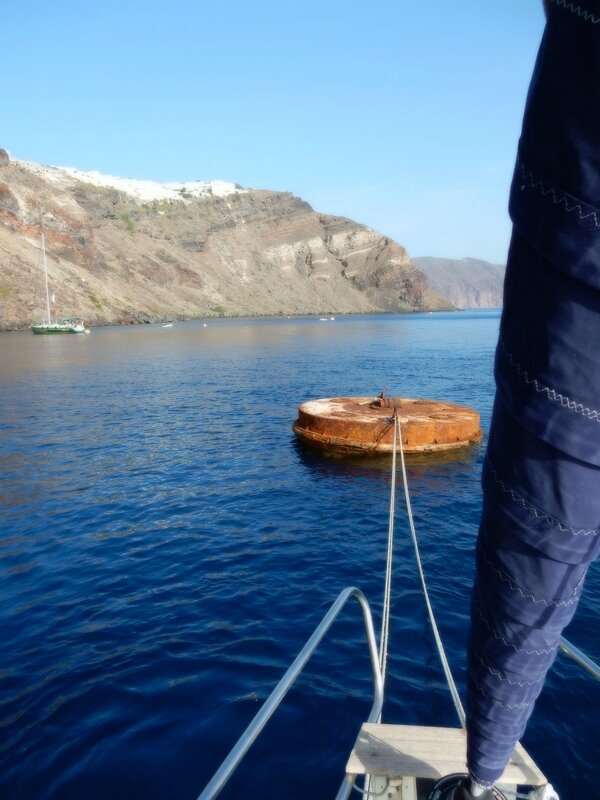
[292,396,483,456]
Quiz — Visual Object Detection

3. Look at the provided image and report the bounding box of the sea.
[0,311,598,800]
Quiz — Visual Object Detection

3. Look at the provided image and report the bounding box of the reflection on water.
[293,436,482,475]
[1,311,597,800]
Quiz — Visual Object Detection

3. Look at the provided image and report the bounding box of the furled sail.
[465,3,600,788]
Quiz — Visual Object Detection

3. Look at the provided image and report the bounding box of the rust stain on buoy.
[292,396,483,455]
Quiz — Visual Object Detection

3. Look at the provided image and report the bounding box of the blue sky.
[2,1,546,263]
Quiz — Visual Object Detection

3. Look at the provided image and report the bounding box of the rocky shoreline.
[0,151,502,330]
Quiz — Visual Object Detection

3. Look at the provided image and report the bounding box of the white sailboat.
[31,223,88,335]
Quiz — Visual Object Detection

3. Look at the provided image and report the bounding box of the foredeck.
[347,723,546,786]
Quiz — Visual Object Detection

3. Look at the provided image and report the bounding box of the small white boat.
[161,322,174,328]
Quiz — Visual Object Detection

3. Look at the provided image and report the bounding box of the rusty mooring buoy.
[292,395,483,455]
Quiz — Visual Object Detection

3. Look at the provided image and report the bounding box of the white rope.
[395,413,466,727]
[378,415,398,691]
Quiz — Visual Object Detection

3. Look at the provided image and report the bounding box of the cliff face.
[411,256,505,309]
[0,155,449,330]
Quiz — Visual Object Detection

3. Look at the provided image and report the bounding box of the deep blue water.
[0,312,597,800]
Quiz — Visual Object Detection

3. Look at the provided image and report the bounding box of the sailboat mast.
[41,222,51,326]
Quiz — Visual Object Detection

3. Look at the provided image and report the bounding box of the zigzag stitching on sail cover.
[475,604,557,656]
[473,650,545,687]
[547,0,600,24]
[472,681,532,710]
[486,461,598,537]
[516,159,600,227]
[479,547,581,607]
[500,337,600,421]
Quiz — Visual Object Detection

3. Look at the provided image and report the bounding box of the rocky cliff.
[0,152,451,330]
[411,256,505,309]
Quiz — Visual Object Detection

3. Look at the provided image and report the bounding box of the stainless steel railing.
[559,636,600,681]
[197,586,384,800]
[197,595,598,800]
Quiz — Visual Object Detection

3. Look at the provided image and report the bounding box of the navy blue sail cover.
[465,2,600,787]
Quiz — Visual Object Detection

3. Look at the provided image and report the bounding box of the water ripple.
[0,313,596,799]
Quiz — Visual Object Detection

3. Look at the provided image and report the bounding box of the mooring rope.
[378,415,398,691]
[384,410,466,727]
